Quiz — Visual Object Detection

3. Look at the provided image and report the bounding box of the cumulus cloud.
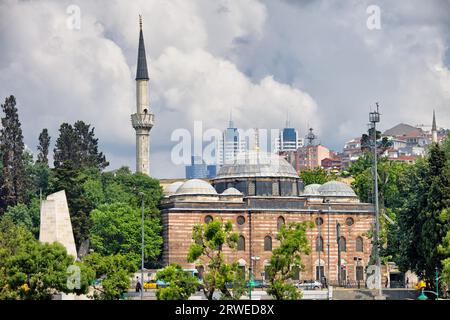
[0,0,449,178]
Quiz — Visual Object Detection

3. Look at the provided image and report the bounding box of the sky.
[1,0,449,178]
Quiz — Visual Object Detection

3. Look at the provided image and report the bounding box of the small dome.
[214,151,298,179]
[303,184,322,195]
[163,181,183,196]
[175,179,218,195]
[221,187,243,196]
[318,181,357,197]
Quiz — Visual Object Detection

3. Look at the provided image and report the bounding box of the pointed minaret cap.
[136,15,149,81]
[432,109,437,131]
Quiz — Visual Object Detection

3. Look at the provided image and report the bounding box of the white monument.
[131,16,154,175]
[39,190,78,259]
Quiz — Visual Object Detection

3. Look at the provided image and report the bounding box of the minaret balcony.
[131,112,154,130]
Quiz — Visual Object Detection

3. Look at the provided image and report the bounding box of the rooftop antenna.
[139,14,143,30]
[229,107,234,128]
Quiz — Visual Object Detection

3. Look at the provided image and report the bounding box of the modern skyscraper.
[216,117,247,166]
[131,16,154,175]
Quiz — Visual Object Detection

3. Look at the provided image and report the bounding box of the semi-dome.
[303,184,322,195]
[163,181,183,196]
[318,181,357,197]
[175,179,218,195]
[215,151,298,179]
[221,187,243,195]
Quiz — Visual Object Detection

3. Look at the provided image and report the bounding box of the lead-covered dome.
[303,184,322,196]
[215,151,298,179]
[221,187,243,195]
[318,181,356,197]
[175,179,218,195]
[163,181,183,196]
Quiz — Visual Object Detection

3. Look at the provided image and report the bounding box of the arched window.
[204,215,213,224]
[339,236,347,252]
[356,236,364,252]
[264,236,272,251]
[238,235,245,251]
[277,216,285,230]
[316,236,324,252]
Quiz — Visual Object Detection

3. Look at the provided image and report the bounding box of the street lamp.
[139,191,145,300]
[317,210,322,285]
[324,199,331,299]
[369,103,383,299]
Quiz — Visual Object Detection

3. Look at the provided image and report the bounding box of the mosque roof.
[214,151,299,179]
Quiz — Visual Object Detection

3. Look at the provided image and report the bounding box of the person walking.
[135,276,142,293]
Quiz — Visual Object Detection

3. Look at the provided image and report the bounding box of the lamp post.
[139,192,145,300]
[317,210,322,285]
[436,267,439,300]
[336,221,341,287]
[325,199,331,299]
[369,104,383,299]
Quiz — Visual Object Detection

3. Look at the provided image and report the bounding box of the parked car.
[296,280,322,290]
[143,280,157,290]
[246,280,268,289]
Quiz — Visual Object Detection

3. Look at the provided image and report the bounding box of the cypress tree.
[0,95,29,213]
[37,128,50,165]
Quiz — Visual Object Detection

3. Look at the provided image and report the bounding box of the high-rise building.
[131,16,154,175]
[273,119,304,152]
[185,156,217,179]
[216,118,247,166]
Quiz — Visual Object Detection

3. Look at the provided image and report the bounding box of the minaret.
[131,16,154,175]
[432,109,438,143]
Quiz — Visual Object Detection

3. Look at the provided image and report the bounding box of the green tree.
[89,202,162,268]
[187,219,244,300]
[3,199,40,238]
[299,167,335,185]
[0,217,90,299]
[53,121,108,171]
[156,264,199,300]
[0,95,29,214]
[82,252,135,300]
[37,128,50,165]
[266,221,312,300]
[396,144,450,286]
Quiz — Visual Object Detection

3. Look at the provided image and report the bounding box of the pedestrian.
[322,276,328,289]
[385,276,389,288]
[135,276,142,293]
[406,277,409,289]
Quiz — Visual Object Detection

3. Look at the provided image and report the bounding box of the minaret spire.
[432,109,438,143]
[131,15,154,175]
[136,15,149,81]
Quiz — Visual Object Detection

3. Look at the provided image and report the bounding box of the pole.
[372,115,382,298]
[436,267,439,300]
[318,213,322,284]
[337,221,341,287]
[249,266,252,300]
[140,193,145,300]
[327,201,330,298]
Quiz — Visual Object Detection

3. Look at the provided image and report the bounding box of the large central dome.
[215,151,299,179]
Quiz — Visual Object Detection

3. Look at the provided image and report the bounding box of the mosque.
[132,18,374,283]
[160,152,374,283]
